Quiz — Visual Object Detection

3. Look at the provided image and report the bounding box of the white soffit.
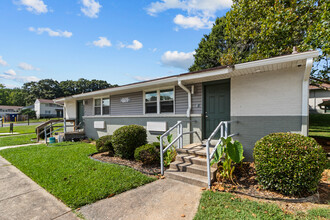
[55,51,319,101]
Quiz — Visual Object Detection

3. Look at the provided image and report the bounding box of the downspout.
[301,57,313,136]
[178,80,191,118]
[178,80,192,143]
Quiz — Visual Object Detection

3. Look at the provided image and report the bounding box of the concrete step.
[175,153,217,168]
[165,169,210,188]
[169,161,217,177]
[176,145,214,157]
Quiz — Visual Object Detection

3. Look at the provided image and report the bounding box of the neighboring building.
[55,51,318,161]
[22,105,34,110]
[0,105,23,121]
[309,83,330,114]
[35,99,63,119]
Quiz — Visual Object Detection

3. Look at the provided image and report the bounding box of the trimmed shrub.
[112,125,147,159]
[96,135,114,155]
[134,144,160,165]
[254,133,327,196]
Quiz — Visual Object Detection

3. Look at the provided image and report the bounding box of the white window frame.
[143,86,175,115]
[93,96,111,116]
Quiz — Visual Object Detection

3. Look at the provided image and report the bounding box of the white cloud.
[81,0,102,18]
[16,0,48,14]
[1,69,39,83]
[4,69,17,76]
[161,50,195,69]
[174,14,213,29]
[3,84,19,89]
[149,48,158,52]
[29,27,73,38]
[118,40,143,50]
[147,0,232,17]
[127,40,143,50]
[147,0,232,30]
[92,37,112,48]
[18,62,40,71]
[133,76,154,81]
[0,56,8,66]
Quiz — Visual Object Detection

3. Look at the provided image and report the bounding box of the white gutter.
[235,50,319,70]
[178,80,191,118]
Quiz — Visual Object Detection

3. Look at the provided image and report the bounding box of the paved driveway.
[0,156,78,220]
[79,178,202,220]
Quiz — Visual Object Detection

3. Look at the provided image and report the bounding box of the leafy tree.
[19,109,36,118]
[22,79,62,105]
[8,88,27,106]
[190,0,329,81]
[1,79,116,106]
[189,17,228,72]
[59,80,77,97]
[0,85,27,106]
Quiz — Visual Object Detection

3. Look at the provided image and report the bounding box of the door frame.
[202,79,231,139]
[76,100,84,128]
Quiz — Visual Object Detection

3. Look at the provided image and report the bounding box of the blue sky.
[0,0,232,88]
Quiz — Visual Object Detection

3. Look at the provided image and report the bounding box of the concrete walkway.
[0,156,78,220]
[0,132,19,136]
[79,178,202,220]
[0,143,41,150]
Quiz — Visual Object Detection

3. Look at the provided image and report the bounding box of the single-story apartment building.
[55,51,319,161]
[35,99,63,119]
[0,105,23,121]
[309,83,330,114]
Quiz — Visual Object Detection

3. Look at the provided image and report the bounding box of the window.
[102,98,110,115]
[45,110,51,114]
[94,97,110,115]
[145,91,157,113]
[160,89,174,113]
[144,88,174,114]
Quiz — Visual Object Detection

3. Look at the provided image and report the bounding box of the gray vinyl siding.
[175,83,202,115]
[84,99,93,116]
[83,84,202,117]
[192,83,202,114]
[110,91,143,115]
[175,86,188,114]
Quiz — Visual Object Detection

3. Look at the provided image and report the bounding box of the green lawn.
[194,191,329,220]
[309,114,330,138]
[0,125,38,134]
[0,134,37,147]
[0,142,155,208]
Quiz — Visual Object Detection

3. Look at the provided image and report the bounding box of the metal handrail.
[205,120,239,188]
[160,120,203,175]
[160,121,182,175]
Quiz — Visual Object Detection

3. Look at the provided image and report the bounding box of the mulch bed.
[91,152,161,175]
[211,162,329,204]
[312,136,330,154]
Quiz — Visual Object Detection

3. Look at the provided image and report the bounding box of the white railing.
[206,121,238,188]
[160,120,202,175]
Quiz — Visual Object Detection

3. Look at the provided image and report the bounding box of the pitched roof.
[54,50,319,102]
[37,99,56,104]
[0,105,23,110]
[309,83,330,90]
